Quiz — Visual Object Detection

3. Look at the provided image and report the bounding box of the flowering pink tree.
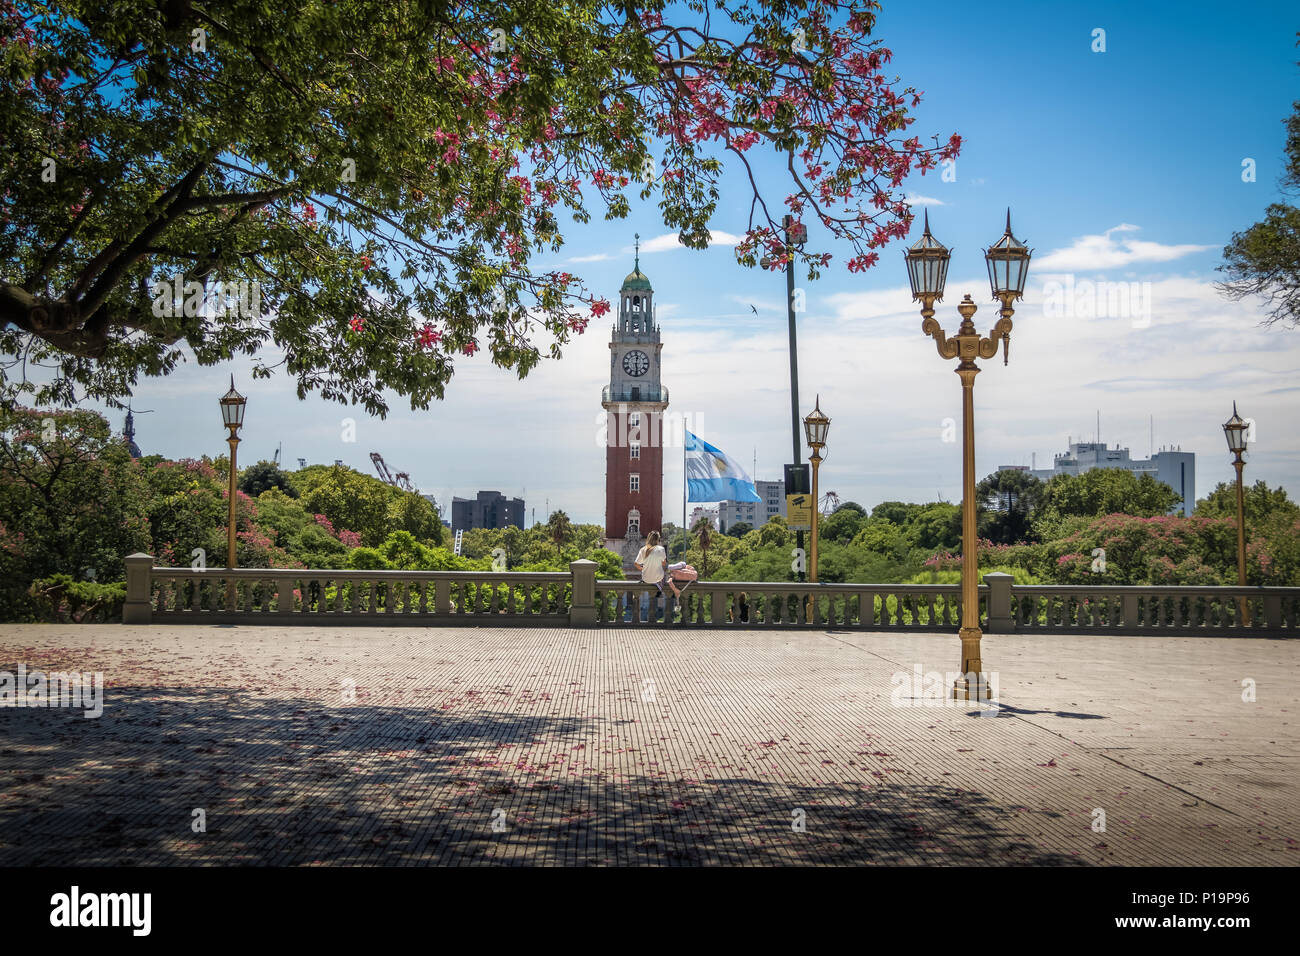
[1,0,956,413]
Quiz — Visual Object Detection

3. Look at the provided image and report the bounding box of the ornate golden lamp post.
[1222,402,1250,624]
[803,397,830,582]
[904,210,1031,700]
[219,377,247,604]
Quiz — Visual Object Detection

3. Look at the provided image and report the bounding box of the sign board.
[786,493,813,531]
[784,463,810,496]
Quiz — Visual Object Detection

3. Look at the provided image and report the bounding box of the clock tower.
[603,236,669,569]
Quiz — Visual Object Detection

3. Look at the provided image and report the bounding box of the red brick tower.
[603,236,668,569]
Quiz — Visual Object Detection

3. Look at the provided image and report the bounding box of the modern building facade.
[718,479,786,531]
[689,505,719,531]
[451,491,525,532]
[602,240,669,569]
[1001,441,1196,517]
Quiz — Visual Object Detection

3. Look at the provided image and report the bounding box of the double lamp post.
[904,210,1032,700]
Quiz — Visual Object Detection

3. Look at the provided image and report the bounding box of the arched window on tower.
[627,509,641,538]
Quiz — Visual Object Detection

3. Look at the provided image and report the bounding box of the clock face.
[622,350,650,377]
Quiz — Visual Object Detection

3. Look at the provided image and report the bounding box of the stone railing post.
[278,576,295,616]
[569,560,597,626]
[1122,591,1139,629]
[122,553,154,624]
[983,572,1014,634]
[1264,593,1282,630]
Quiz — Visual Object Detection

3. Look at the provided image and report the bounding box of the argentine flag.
[685,431,761,502]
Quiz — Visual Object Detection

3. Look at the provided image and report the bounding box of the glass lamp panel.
[1009,253,1029,294]
[1223,424,1245,452]
[905,253,923,297]
[986,254,1002,296]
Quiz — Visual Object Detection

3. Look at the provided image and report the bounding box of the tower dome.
[620,233,652,291]
[621,267,652,292]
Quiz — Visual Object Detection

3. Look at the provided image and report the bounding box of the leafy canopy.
[2,0,958,414]
[1217,35,1300,328]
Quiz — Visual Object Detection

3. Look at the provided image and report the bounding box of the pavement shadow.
[0,687,1085,866]
[972,703,1108,720]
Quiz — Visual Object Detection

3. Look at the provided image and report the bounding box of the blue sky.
[108,1,1300,526]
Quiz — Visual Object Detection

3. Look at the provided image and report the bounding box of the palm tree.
[692,516,713,577]
[547,510,573,550]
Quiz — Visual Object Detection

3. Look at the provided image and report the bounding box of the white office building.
[1000,441,1195,517]
[717,479,786,531]
[688,505,719,531]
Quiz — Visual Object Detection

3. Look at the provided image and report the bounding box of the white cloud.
[1036,224,1212,272]
[635,230,743,254]
[83,270,1300,527]
[905,194,945,207]
[567,252,612,263]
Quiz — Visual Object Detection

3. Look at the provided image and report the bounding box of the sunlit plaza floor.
[0,624,1295,865]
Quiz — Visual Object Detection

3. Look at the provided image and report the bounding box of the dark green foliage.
[28,573,126,623]
[238,460,298,498]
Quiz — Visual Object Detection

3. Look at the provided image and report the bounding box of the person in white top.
[631,530,670,621]
[634,530,668,593]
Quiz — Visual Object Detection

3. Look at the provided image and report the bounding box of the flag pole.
[681,430,687,560]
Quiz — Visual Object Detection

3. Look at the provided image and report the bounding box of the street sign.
[784,463,810,496]
[787,493,813,531]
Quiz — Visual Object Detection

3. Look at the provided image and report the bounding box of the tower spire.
[634,232,640,272]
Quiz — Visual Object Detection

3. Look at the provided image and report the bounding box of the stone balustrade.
[120,554,1299,634]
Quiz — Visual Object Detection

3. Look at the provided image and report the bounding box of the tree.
[294,463,431,547]
[238,459,297,498]
[1034,468,1180,539]
[1217,41,1300,329]
[871,500,921,525]
[1196,480,1300,525]
[820,506,865,542]
[726,521,752,538]
[975,469,1043,544]
[0,406,151,616]
[692,516,714,576]
[907,502,961,552]
[386,490,443,547]
[2,1,958,413]
[546,510,572,549]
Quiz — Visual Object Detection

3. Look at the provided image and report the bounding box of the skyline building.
[1000,440,1196,517]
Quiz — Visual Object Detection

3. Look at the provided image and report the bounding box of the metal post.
[956,365,983,697]
[809,451,821,582]
[783,215,805,580]
[226,433,239,608]
[1234,453,1250,625]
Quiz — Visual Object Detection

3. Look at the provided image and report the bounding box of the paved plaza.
[0,624,1295,866]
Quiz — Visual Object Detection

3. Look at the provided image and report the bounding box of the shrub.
[28,575,127,623]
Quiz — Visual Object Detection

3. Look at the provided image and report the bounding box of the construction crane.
[370,451,415,492]
[819,490,841,517]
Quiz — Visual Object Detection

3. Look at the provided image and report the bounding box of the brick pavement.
[0,624,1295,865]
